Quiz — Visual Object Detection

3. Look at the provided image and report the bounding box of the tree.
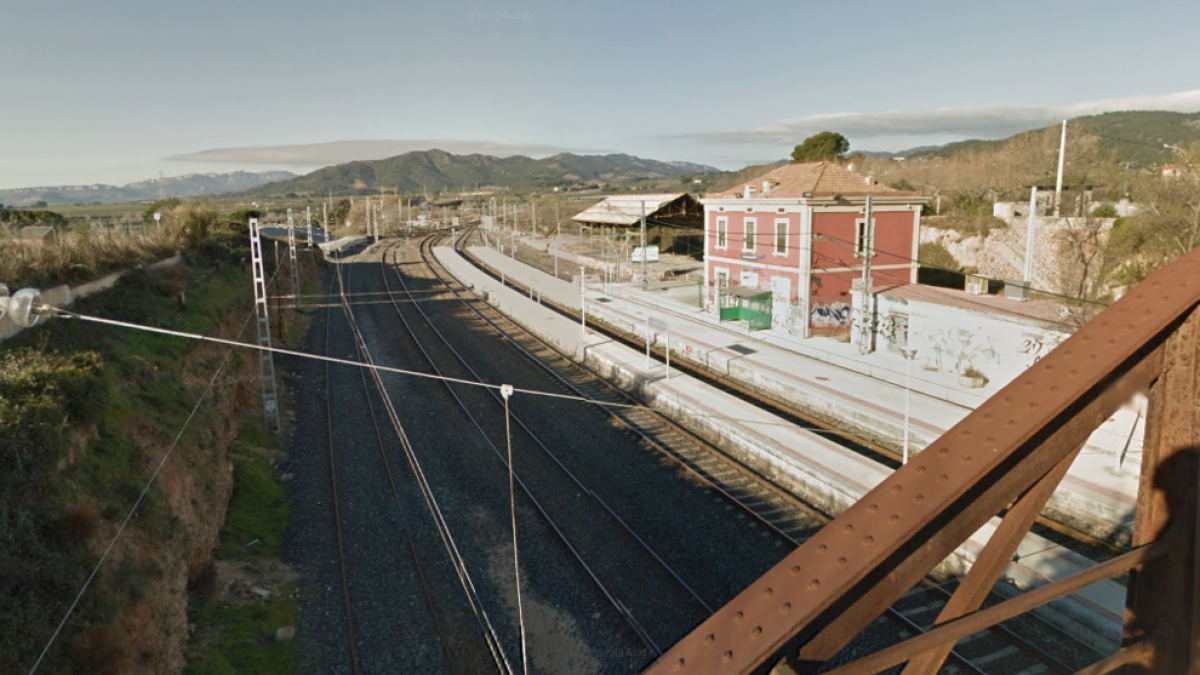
[791,132,850,163]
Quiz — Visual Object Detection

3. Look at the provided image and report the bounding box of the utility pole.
[1054,120,1067,217]
[640,201,647,291]
[305,206,313,248]
[287,210,300,307]
[857,196,874,355]
[248,218,279,433]
[1024,186,1038,286]
[322,202,328,233]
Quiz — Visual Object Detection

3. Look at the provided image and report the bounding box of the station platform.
[435,244,1129,649]
[463,243,1141,547]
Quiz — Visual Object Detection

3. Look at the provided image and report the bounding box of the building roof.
[706,161,921,199]
[571,193,699,227]
[874,282,1067,326]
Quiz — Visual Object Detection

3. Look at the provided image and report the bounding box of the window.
[854,217,874,257]
[716,217,727,248]
[774,219,788,255]
[744,218,756,252]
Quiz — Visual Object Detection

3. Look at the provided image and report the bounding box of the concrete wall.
[877,293,1070,386]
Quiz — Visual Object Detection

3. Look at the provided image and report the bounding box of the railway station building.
[571,193,704,260]
[700,161,924,339]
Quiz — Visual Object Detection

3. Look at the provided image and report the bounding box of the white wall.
[878,294,1070,387]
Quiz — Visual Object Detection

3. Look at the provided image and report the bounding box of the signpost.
[631,245,659,263]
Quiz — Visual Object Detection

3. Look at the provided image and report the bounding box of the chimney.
[744,184,755,199]
[762,180,771,195]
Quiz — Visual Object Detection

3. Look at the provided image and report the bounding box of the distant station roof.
[707,161,922,200]
[572,193,702,228]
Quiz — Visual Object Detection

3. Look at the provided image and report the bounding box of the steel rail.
[336,249,515,674]
[453,229,1087,674]
[375,238,666,655]
[490,240,1128,558]
[321,270,363,675]
[332,255,462,675]
[405,235,715,614]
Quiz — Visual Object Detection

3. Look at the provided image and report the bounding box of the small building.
[572,193,704,258]
[701,161,924,338]
[871,282,1070,386]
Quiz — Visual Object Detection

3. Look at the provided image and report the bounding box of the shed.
[718,285,772,331]
[572,193,704,259]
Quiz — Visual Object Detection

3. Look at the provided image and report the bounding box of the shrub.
[1091,203,1120,218]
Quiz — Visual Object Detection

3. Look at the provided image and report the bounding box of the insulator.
[10,288,44,328]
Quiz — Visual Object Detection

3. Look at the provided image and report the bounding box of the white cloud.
[683,90,1200,144]
[167,139,573,166]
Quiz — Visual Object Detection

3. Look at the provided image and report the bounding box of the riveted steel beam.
[643,247,1200,675]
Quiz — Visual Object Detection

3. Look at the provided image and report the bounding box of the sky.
[2,0,1198,189]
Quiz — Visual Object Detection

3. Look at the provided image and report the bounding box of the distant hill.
[882,111,1200,168]
[0,171,297,206]
[243,150,718,197]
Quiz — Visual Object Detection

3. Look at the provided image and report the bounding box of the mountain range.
[0,171,297,207]
[241,150,718,197]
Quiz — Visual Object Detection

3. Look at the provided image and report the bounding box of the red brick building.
[701,161,924,338]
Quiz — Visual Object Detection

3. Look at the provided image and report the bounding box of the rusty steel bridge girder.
[642,246,1200,675]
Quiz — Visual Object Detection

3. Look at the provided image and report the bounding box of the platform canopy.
[571,193,702,229]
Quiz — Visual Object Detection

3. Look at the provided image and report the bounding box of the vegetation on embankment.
[0,198,259,290]
[0,203,312,674]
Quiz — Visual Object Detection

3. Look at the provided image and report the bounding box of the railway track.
[441,229,1105,674]
[379,236,715,654]
[333,246,514,674]
[482,234,1126,560]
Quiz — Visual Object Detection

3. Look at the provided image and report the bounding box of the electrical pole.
[305,206,313,248]
[1024,186,1038,286]
[857,196,874,355]
[1054,119,1067,217]
[286,211,300,308]
[640,201,647,291]
[248,218,279,433]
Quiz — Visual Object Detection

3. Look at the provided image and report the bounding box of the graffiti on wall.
[920,326,999,373]
[811,302,852,329]
[1018,331,1065,365]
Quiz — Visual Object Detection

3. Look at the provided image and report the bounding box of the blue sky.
[2,0,1197,188]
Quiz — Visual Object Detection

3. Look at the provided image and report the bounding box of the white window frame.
[854,217,875,258]
[743,217,757,252]
[774,218,788,255]
[715,217,728,249]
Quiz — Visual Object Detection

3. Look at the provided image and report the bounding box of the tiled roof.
[707,161,920,199]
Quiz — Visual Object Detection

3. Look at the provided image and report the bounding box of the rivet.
[913,494,924,504]
[982,413,993,420]
[889,514,900,523]
[722,651,733,663]
[842,524,854,533]
[1004,396,1015,404]
[986,437,995,443]
[752,627,762,638]
[676,657,686,670]
[790,565,802,576]
[960,429,972,437]
[836,557,847,566]
[704,634,714,645]
[962,455,973,463]
[891,484,903,493]
[938,448,950,456]
[809,579,821,589]
[734,611,744,622]
[862,536,874,546]
[1006,419,1017,426]
[1069,369,1079,377]
[763,587,774,597]
[1049,386,1060,393]
[817,544,828,554]
[915,465,927,474]
[937,474,948,483]
[780,602,792,614]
